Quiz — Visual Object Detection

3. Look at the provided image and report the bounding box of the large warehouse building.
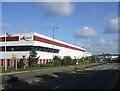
[0,32,92,68]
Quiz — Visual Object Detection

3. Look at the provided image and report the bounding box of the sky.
[1,1,119,54]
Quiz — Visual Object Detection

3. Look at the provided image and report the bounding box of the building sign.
[20,36,32,41]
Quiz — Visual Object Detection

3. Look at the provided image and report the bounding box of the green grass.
[2,65,66,73]
[2,62,100,73]
[0,68,2,73]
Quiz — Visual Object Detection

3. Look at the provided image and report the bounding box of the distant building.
[0,32,91,69]
[84,52,92,57]
[98,54,119,62]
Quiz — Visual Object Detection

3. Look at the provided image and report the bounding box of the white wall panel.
[0,51,30,59]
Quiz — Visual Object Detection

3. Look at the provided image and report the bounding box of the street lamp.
[52,27,59,66]
[82,43,84,61]
[4,31,7,70]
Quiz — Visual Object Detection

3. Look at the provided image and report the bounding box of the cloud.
[0,23,12,30]
[83,38,118,54]
[40,2,74,16]
[95,38,106,46]
[105,18,119,33]
[103,13,117,21]
[75,26,97,38]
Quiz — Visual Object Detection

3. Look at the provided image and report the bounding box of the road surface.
[2,63,120,91]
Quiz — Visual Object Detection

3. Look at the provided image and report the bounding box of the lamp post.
[52,27,59,66]
[4,31,7,70]
[83,43,84,61]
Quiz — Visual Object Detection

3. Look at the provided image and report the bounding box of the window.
[1,59,3,66]
[46,59,48,64]
[40,59,42,64]
[7,59,10,66]
[1,46,59,53]
[43,59,45,64]
[14,59,16,67]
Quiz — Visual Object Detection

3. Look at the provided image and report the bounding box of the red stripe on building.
[0,36,19,42]
[34,35,85,52]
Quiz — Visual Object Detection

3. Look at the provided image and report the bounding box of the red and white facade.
[0,32,91,68]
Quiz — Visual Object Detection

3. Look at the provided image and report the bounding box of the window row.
[0,59,10,66]
[1,46,59,53]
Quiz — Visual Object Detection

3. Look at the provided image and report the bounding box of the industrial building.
[0,32,92,69]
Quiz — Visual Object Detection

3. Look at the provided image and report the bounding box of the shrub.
[40,64,47,67]
[53,56,62,66]
[62,56,73,65]
[53,56,61,61]
[54,60,61,66]
[72,59,77,65]
[17,59,24,68]
[32,64,41,68]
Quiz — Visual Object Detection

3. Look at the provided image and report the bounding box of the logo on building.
[20,36,32,41]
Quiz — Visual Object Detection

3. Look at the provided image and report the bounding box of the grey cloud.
[40,2,74,17]
[105,18,119,33]
[75,26,97,38]
[83,38,118,54]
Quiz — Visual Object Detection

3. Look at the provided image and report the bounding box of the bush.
[32,64,41,68]
[80,55,99,63]
[53,56,61,61]
[72,59,77,65]
[53,56,62,66]
[40,64,47,67]
[17,59,24,68]
[54,60,61,66]
[62,56,74,65]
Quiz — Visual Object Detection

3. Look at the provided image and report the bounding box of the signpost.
[75,60,79,69]
[12,54,17,70]
[15,57,17,70]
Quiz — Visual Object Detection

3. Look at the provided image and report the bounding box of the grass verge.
[2,62,104,73]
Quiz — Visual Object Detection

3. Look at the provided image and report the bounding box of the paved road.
[2,63,120,91]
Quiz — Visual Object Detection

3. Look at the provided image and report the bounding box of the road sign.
[12,54,15,58]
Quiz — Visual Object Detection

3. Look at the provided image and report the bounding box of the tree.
[28,47,37,67]
[53,56,61,66]
[88,55,99,63]
[62,56,74,65]
[54,60,61,66]
[53,56,61,62]
[17,56,25,68]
